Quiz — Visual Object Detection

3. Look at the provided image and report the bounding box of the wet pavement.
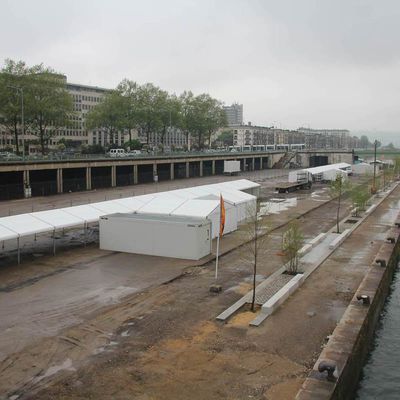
[0,252,191,361]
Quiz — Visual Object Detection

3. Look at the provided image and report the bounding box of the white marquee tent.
[0,179,260,262]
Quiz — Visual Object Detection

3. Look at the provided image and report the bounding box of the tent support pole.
[53,229,56,256]
[17,237,20,265]
[84,223,87,247]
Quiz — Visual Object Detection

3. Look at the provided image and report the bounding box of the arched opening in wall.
[116,165,134,186]
[157,163,170,181]
[0,171,24,200]
[309,155,328,167]
[262,157,269,169]
[189,161,200,177]
[215,160,224,174]
[92,166,111,189]
[63,168,86,193]
[203,161,212,176]
[174,163,186,179]
[137,164,153,183]
[30,169,57,197]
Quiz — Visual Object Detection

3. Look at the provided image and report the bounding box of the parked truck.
[275,171,312,193]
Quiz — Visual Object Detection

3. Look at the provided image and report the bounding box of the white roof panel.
[172,199,220,218]
[198,186,255,204]
[219,179,261,190]
[304,163,352,175]
[91,200,133,215]
[62,205,106,223]
[138,196,188,214]
[114,196,154,211]
[0,214,54,236]
[0,224,18,241]
[30,209,85,229]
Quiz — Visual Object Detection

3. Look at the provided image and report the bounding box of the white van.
[108,149,126,158]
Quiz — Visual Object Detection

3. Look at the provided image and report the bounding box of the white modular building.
[322,168,348,182]
[171,199,237,239]
[352,162,374,175]
[288,163,352,183]
[99,213,212,260]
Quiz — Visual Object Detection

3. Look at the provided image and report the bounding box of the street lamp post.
[8,85,25,161]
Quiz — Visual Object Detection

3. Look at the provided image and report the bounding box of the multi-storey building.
[232,124,303,147]
[297,127,351,149]
[141,127,187,149]
[223,103,243,126]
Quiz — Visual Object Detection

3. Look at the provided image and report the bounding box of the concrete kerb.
[216,181,399,326]
[250,274,304,326]
[329,229,351,250]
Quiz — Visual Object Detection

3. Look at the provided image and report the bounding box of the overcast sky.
[1,0,399,144]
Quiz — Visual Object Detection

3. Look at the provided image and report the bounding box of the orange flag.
[220,194,225,237]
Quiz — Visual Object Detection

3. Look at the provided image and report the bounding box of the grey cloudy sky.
[1,0,399,144]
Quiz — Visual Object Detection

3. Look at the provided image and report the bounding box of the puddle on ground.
[32,358,76,384]
[259,198,298,215]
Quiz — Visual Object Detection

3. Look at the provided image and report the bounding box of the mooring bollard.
[318,361,337,380]
[356,294,371,305]
[375,259,387,267]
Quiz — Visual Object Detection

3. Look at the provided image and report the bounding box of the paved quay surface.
[0,172,386,400]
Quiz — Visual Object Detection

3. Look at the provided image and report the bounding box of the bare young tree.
[239,200,270,312]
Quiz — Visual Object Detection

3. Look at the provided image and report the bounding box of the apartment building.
[232,124,304,147]
[139,127,187,149]
[297,127,351,149]
[223,103,243,126]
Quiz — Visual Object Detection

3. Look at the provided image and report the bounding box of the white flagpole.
[215,231,220,280]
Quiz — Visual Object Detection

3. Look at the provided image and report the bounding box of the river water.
[356,263,400,399]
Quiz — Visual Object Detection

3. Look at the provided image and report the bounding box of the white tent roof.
[219,179,260,191]
[62,204,106,224]
[30,209,85,229]
[0,224,18,241]
[113,196,154,211]
[0,179,259,242]
[137,195,189,214]
[304,163,351,175]
[0,214,54,237]
[198,186,255,205]
[91,200,133,215]
[171,199,220,218]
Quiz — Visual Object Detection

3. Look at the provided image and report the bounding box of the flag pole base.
[209,284,222,293]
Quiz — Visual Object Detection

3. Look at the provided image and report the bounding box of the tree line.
[0,59,227,154]
[0,59,72,154]
[86,79,227,151]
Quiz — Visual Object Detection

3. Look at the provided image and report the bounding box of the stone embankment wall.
[296,218,400,399]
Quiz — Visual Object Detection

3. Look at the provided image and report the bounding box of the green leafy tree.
[330,174,350,233]
[86,90,126,147]
[124,139,142,150]
[282,221,303,275]
[27,68,73,154]
[158,94,181,151]
[216,129,234,146]
[0,59,35,154]
[178,90,195,149]
[350,185,369,217]
[136,83,166,145]
[360,135,370,149]
[116,79,141,142]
